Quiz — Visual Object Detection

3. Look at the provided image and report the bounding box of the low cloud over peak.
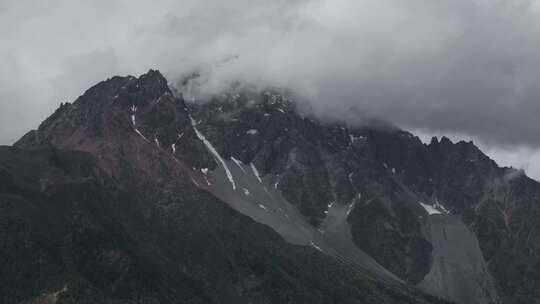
[1,0,540,176]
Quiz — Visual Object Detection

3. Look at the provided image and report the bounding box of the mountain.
[4,70,443,304]
[4,69,539,303]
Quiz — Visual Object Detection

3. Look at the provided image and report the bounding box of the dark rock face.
[186,88,538,303]
[348,195,433,285]
[188,93,434,285]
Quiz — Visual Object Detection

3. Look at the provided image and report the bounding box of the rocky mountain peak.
[17,69,179,143]
[16,69,216,177]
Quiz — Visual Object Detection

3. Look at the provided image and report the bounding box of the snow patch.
[324,201,335,215]
[190,117,236,190]
[309,240,323,252]
[346,201,356,216]
[434,198,450,214]
[134,129,149,141]
[231,157,246,173]
[203,174,211,186]
[246,129,258,135]
[130,105,137,126]
[45,284,68,303]
[242,188,251,196]
[349,134,365,143]
[419,202,442,215]
[171,143,176,153]
[258,204,268,211]
[250,163,262,183]
[349,134,366,143]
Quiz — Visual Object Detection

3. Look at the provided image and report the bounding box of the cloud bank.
[1,0,540,177]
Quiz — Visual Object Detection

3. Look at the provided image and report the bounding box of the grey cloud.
[152,0,540,148]
[1,0,540,178]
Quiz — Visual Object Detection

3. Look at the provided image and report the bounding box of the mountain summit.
[4,70,540,304]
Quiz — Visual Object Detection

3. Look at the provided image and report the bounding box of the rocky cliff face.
[184,90,502,304]
[9,69,540,303]
[368,132,540,303]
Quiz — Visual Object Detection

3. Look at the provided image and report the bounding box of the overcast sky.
[1,0,540,179]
